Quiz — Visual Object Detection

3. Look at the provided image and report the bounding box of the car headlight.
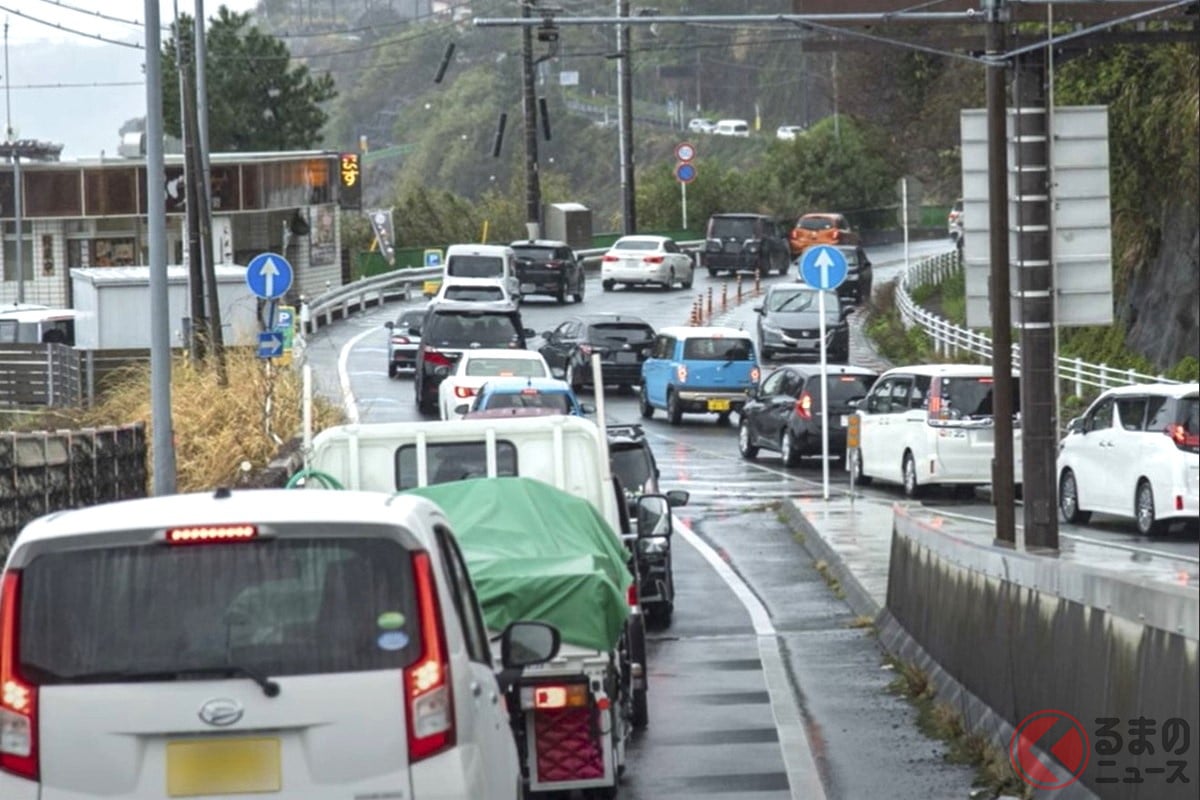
[761,321,782,334]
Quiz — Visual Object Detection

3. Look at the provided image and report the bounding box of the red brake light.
[627,583,638,607]
[643,255,664,264]
[423,349,451,368]
[453,385,477,399]
[391,336,411,345]
[976,377,994,384]
[750,366,761,383]
[675,364,688,383]
[602,254,619,262]
[532,684,588,710]
[405,552,454,763]
[546,260,561,269]
[794,391,813,419]
[166,525,257,545]
[1,571,38,781]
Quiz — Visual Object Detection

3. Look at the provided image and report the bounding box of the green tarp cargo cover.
[406,476,632,652]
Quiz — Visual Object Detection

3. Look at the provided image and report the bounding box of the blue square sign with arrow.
[257,331,284,359]
[799,245,848,290]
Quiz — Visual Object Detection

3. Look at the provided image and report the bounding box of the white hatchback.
[853,364,1024,497]
[438,348,552,420]
[0,488,557,800]
[600,235,695,292]
[434,276,518,305]
[1057,382,1199,535]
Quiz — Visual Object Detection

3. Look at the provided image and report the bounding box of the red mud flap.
[534,707,606,783]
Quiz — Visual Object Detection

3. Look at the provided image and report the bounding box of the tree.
[162,7,337,152]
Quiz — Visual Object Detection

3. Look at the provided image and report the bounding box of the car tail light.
[1176,495,1185,511]
[675,364,687,383]
[602,254,619,263]
[1,571,38,781]
[750,366,760,383]
[545,260,561,269]
[642,255,664,264]
[391,336,411,345]
[423,349,451,368]
[794,391,813,420]
[529,683,589,710]
[404,552,454,763]
[166,524,258,545]
[453,386,477,399]
[627,583,638,607]
[1165,423,1199,451]
[831,230,842,242]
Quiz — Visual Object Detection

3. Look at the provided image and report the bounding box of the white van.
[852,364,1023,497]
[0,306,78,345]
[713,119,750,137]
[443,244,521,303]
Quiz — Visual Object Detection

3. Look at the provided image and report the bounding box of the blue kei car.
[639,326,760,425]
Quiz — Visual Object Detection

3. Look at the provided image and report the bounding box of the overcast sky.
[4,1,259,157]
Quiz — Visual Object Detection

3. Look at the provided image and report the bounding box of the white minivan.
[443,244,521,303]
[713,119,750,137]
[852,364,1023,497]
[0,488,557,799]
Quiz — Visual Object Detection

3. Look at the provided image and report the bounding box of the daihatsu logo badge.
[198,698,244,727]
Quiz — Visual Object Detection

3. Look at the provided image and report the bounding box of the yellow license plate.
[707,399,731,412]
[167,738,281,797]
[422,280,442,296]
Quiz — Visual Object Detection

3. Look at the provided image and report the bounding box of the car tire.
[738,418,759,459]
[388,362,397,378]
[556,284,567,304]
[603,279,615,292]
[639,386,654,419]
[708,268,718,279]
[1135,480,1167,536]
[667,390,683,425]
[683,269,694,289]
[851,449,872,485]
[665,269,675,290]
[781,429,800,467]
[628,614,649,730]
[574,277,585,303]
[902,451,925,498]
[1058,469,1091,524]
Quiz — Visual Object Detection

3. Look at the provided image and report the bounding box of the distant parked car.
[538,312,656,393]
[776,125,805,141]
[1057,382,1199,536]
[601,235,695,292]
[713,119,750,137]
[754,283,850,362]
[385,307,425,377]
[702,213,791,278]
[509,239,586,304]
[788,212,859,258]
[739,364,878,465]
[688,117,717,133]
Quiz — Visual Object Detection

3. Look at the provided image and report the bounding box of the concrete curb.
[778,499,883,622]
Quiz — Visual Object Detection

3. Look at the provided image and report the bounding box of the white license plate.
[520,283,537,293]
[615,352,639,364]
[839,415,848,427]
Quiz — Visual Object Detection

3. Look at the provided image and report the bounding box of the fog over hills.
[7,38,147,159]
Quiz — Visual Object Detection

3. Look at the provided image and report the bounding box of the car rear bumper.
[585,361,643,385]
[517,270,567,295]
[704,253,766,272]
[676,389,750,413]
[602,264,671,284]
[390,347,418,369]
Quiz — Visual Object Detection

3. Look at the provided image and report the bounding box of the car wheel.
[781,429,800,467]
[667,390,683,425]
[1058,469,1091,524]
[708,268,718,279]
[683,269,694,289]
[665,269,675,290]
[1135,480,1167,536]
[603,279,615,292]
[639,386,654,419]
[902,451,925,498]
[556,283,567,304]
[851,449,872,486]
[738,418,759,459]
[628,614,649,729]
[388,362,397,378]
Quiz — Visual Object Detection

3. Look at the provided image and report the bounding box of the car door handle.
[490,691,499,705]
[471,680,483,698]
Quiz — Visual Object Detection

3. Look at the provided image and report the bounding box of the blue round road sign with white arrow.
[246,252,294,300]
[799,244,848,290]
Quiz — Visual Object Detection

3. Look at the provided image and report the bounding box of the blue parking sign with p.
[424,249,443,267]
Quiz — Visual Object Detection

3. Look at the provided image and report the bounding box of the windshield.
[589,323,655,343]
[446,255,505,279]
[939,377,1021,420]
[767,288,837,314]
[397,441,519,488]
[610,445,654,494]
[682,337,754,361]
[483,390,571,414]
[424,312,522,348]
[465,357,547,378]
[709,218,756,239]
[18,536,419,683]
[442,285,505,302]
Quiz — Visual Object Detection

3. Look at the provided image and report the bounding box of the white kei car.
[438,348,552,420]
[600,235,695,292]
[0,488,558,800]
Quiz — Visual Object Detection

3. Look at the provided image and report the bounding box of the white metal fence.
[895,252,1178,397]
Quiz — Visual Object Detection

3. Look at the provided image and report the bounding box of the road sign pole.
[818,288,830,500]
[681,180,688,231]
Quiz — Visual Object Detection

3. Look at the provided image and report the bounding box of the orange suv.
[788,212,859,257]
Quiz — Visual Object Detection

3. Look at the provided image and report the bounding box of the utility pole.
[617,0,636,234]
[521,0,542,238]
[4,19,22,305]
[984,0,1017,547]
[194,0,227,383]
[175,20,207,363]
[145,0,178,495]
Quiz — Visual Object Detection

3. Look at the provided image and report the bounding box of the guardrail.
[895,252,1179,396]
[299,242,703,335]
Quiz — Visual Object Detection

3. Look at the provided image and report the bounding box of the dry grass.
[63,349,345,492]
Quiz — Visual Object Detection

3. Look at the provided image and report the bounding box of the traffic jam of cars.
[3,216,1195,800]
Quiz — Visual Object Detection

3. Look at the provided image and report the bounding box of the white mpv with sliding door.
[852,364,1023,497]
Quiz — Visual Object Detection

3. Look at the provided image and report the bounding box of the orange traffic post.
[706,285,713,317]
[754,269,762,296]
[736,274,743,303]
[721,282,728,312]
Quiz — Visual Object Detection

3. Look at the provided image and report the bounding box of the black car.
[607,423,662,499]
[739,364,878,465]
[701,213,792,278]
[413,300,534,415]
[834,245,874,305]
[754,283,851,362]
[510,239,586,304]
[384,307,425,377]
[538,313,656,392]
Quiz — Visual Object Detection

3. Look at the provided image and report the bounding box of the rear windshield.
[808,374,876,405]
[589,323,656,344]
[423,311,522,348]
[798,217,833,231]
[682,337,754,361]
[483,390,571,414]
[709,218,756,239]
[18,536,419,683]
[938,376,1021,420]
[447,255,505,278]
[442,285,506,302]
[397,309,424,330]
[397,441,518,489]
[612,239,660,252]
[512,246,558,261]
[465,357,547,378]
[610,445,654,494]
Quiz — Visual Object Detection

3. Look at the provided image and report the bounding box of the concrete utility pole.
[1013,50,1058,551]
[194,0,226,383]
[521,0,542,238]
[984,0,1017,547]
[616,0,636,234]
[176,23,207,362]
[145,0,178,495]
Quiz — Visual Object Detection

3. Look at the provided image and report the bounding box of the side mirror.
[523,328,537,338]
[434,365,451,378]
[408,327,421,337]
[665,489,689,508]
[500,620,561,668]
[580,402,596,414]
[1067,416,1084,435]
[752,305,763,313]
[636,494,673,538]
[385,321,395,330]
[541,330,554,339]
[847,398,860,409]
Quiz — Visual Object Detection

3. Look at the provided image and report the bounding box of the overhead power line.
[33,0,167,31]
[0,2,144,48]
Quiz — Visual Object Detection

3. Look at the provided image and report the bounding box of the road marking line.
[674,515,827,800]
[338,325,382,423]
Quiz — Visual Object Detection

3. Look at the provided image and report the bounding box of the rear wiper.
[68,664,281,697]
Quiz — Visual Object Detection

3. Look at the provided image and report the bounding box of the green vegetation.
[813,559,846,600]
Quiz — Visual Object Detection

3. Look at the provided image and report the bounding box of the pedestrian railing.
[894,252,1178,396]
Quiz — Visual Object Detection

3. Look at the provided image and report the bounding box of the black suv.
[538,312,656,393]
[413,300,534,415]
[510,239,586,304]
[702,213,791,278]
[834,244,874,305]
